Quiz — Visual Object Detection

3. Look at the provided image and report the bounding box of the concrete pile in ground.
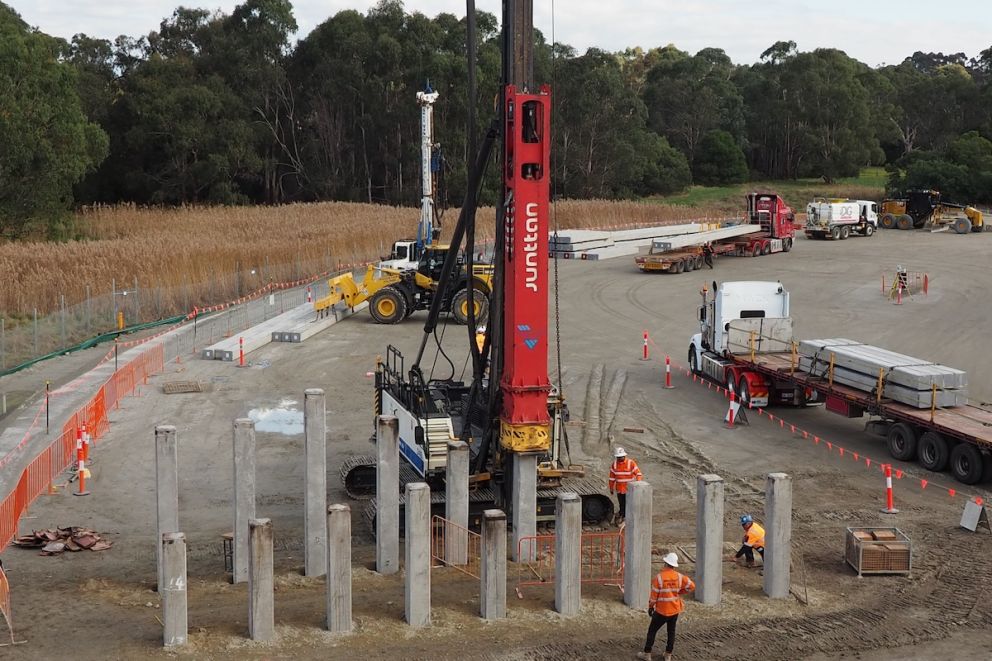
[798,338,968,408]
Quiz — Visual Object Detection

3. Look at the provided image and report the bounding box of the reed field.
[0,199,726,319]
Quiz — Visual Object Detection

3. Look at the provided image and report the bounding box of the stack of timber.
[549,222,726,261]
[797,339,968,408]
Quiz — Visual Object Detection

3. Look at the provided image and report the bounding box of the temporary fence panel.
[0,563,13,644]
[430,515,482,580]
[515,531,625,596]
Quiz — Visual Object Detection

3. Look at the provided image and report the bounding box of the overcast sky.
[11,1,992,66]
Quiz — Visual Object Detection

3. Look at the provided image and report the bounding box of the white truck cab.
[805,199,877,240]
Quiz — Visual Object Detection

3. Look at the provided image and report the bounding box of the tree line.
[2,0,992,239]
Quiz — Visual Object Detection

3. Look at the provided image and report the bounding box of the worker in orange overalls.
[637,552,695,661]
[608,447,643,525]
[730,513,765,567]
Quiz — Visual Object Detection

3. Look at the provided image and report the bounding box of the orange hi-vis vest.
[745,522,765,549]
[649,568,695,616]
[609,457,643,494]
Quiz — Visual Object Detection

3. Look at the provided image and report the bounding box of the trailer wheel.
[880,214,896,229]
[864,224,875,237]
[694,254,704,269]
[896,214,913,230]
[761,242,771,255]
[725,370,736,394]
[839,226,850,240]
[830,226,841,240]
[886,422,918,461]
[671,259,684,274]
[783,237,793,252]
[369,286,408,324]
[737,377,751,406]
[918,431,950,472]
[748,245,759,257]
[950,443,984,484]
[683,256,695,272]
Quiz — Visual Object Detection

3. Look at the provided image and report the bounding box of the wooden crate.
[845,527,911,576]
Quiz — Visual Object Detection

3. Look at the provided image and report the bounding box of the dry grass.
[0,199,724,318]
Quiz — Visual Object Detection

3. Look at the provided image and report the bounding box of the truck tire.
[950,443,984,484]
[918,431,950,472]
[450,287,490,325]
[761,242,771,255]
[683,256,695,272]
[880,214,895,229]
[737,376,751,406]
[886,422,918,461]
[952,217,972,234]
[694,254,704,269]
[671,260,684,274]
[839,226,850,240]
[783,237,793,252]
[896,214,913,230]
[748,245,759,257]
[830,226,841,240]
[369,287,408,324]
[688,347,699,375]
[864,224,875,237]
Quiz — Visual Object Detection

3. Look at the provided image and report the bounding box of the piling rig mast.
[340,0,613,527]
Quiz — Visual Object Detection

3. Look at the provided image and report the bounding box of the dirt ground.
[3,229,992,660]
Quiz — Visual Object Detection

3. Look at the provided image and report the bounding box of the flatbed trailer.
[688,280,992,485]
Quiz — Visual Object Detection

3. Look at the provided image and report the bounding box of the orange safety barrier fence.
[515,531,625,597]
[0,336,166,555]
[430,515,482,579]
[0,563,14,645]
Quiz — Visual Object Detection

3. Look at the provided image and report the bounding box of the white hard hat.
[663,552,679,568]
[614,447,627,458]
[477,325,486,333]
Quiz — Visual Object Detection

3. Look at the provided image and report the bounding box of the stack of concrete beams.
[271,301,368,343]
[549,222,727,261]
[797,339,968,408]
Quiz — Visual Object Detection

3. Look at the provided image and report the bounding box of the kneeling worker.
[637,552,695,661]
[731,513,765,567]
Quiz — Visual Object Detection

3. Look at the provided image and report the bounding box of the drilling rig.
[340,0,613,527]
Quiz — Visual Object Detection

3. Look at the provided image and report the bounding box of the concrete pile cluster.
[153,400,797,648]
[798,339,968,408]
[549,223,725,261]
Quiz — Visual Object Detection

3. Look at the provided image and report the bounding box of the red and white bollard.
[664,355,674,389]
[725,392,737,429]
[239,337,245,367]
[881,464,899,514]
[74,428,90,497]
[306,286,313,303]
[81,421,91,462]
[641,331,649,361]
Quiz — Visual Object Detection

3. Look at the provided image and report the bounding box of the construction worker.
[475,325,486,353]
[730,513,765,567]
[608,447,642,524]
[702,242,714,269]
[637,552,695,661]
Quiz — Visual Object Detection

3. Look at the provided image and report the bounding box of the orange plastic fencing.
[514,531,625,597]
[0,339,166,555]
[0,563,13,644]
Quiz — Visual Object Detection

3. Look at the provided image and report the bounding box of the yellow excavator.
[879,189,985,234]
[316,248,492,325]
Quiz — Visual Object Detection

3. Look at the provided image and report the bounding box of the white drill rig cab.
[688,281,792,405]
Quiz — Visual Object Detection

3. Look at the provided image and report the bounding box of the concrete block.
[695,474,724,605]
[404,482,431,628]
[763,473,792,599]
[623,480,653,609]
